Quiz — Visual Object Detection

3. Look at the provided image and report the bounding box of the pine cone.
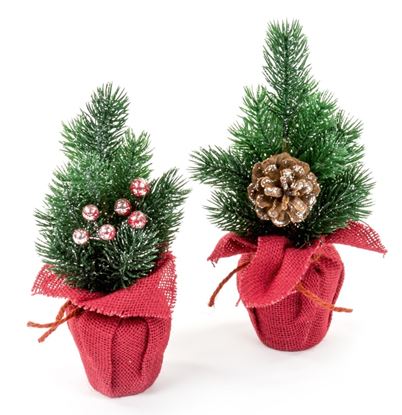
[247,152,320,227]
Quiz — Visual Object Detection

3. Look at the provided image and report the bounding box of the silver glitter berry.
[98,224,117,241]
[82,204,100,221]
[73,228,90,245]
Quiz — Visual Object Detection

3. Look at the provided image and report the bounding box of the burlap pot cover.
[208,222,386,352]
[31,253,176,397]
[237,243,344,351]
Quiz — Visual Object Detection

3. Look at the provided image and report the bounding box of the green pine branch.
[191,146,250,189]
[296,165,373,244]
[62,84,129,161]
[229,86,283,168]
[140,168,190,247]
[263,20,317,146]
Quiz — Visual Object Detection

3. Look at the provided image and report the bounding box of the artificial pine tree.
[192,21,386,351]
[35,84,187,292]
[29,84,188,397]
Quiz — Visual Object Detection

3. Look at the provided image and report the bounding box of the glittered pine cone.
[247,152,320,227]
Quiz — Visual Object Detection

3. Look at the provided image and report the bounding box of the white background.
[1,1,401,414]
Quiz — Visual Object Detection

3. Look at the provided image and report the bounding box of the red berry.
[128,211,147,229]
[130,178,150,197]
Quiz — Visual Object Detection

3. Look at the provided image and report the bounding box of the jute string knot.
[27,300,83,342]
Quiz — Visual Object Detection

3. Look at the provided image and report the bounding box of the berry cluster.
[72,178,150,245]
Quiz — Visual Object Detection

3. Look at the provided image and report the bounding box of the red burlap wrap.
[31,253,176,397]
[208,222,386,351]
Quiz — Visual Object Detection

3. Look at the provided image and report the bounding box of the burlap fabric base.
[31,253,176,397]
[209,222,386,352]
[238,244,344,350]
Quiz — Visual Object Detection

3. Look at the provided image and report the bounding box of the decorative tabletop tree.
[192,21,386,351]
[28,84,188,397]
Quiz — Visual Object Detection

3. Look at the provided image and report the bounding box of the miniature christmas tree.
[191,21,385,352]
[192,21,372,247]
[35,83,188,292]
[29,84,188,397]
